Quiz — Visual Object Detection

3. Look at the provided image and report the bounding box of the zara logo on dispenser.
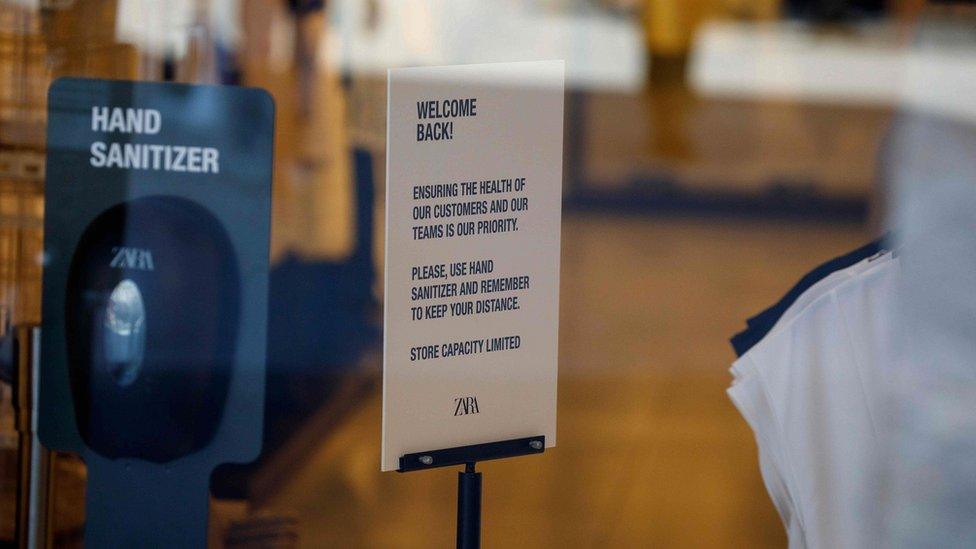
[109,246,154,271]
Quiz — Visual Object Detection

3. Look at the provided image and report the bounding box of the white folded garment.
[729,253,898,548]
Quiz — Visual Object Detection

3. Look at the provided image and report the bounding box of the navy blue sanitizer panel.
[65,196,239,462]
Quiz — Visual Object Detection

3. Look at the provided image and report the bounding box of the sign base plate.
[398,436,545,473]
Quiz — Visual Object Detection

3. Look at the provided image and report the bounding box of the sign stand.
[398,436,545,549]
[456,462,481,549]
[385,61,563,548]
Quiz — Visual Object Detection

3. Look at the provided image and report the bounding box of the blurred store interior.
[0,0,972,546]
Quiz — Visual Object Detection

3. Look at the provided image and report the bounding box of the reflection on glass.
[103,279,145,386]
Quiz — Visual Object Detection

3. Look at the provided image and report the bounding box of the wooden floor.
[259,213,869,548]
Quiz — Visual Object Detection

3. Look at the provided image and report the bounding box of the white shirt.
[729,253,898,548]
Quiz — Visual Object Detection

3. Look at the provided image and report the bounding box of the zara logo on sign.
[109,246,155,271]
[453,396,480,416]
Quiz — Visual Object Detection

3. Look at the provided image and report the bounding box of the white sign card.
[382,61,564,471]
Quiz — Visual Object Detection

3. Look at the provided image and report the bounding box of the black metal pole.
[456,462,482,549]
